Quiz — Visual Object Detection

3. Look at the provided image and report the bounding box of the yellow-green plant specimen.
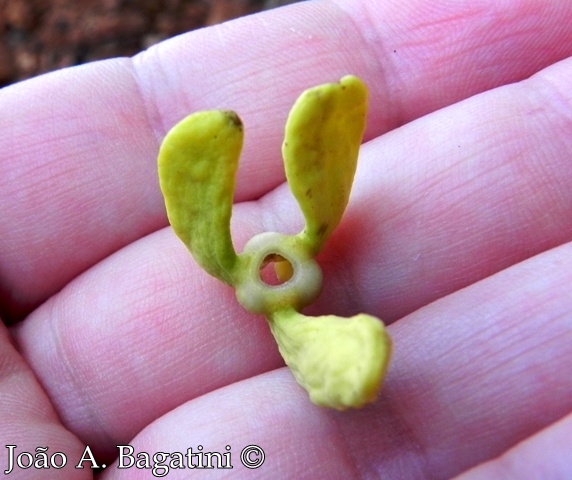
[158,75,392,410]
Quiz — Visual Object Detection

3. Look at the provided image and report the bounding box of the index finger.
[1,0,572,320]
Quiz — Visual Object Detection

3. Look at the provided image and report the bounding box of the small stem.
[234,232,322,315]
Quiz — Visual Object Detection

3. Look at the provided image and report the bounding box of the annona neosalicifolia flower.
[158,76,392,410]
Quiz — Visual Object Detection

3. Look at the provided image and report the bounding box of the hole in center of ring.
[258,253,294,286]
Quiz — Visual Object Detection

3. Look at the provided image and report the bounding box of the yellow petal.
[158,110,242,285]
[282,75,368,255]
[270,308,392,410]
[274,259,294,283]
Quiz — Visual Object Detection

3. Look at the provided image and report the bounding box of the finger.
[99,370,357,479]
[100,241,572,479]
[3,0,572,320]
[12,55,572,459]
[138,0,572,144]
[0,322,88,478]
[453,413,572,479]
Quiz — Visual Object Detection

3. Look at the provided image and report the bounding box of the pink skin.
[1,0,572,478]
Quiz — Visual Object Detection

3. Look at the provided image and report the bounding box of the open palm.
[1,1,571,478]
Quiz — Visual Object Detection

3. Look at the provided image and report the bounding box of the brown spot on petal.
[316,223,328,237]
[224,110,243,131]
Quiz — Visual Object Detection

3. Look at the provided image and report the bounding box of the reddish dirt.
[0,0,301,87]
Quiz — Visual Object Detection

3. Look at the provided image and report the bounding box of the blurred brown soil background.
[0,0,302,87]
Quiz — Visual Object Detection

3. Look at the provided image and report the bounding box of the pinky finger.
[454,412,572,480]
[0,323,88,479]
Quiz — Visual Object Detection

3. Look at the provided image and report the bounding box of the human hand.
[1,0,572,478]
